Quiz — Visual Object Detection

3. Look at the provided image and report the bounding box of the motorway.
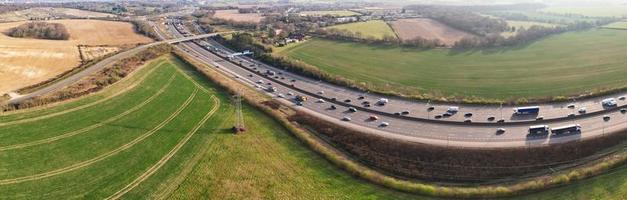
[8,32,224,105]
[163,21,627,147]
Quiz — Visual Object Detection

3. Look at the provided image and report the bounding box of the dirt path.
[0,74,176,151]
[106,95,221,200]
[0,88,199,185]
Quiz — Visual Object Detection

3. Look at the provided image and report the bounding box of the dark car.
[344,99,352,103]
[487,116,496,121]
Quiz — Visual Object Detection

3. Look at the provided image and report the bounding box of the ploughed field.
[279,29,627,100]
[0,19,153,95]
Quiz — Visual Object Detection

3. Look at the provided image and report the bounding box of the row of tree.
[130,20,159,40]
[5,22,70,40]
[453,21,600,48]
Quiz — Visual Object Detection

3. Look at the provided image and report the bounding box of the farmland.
[389,18,472,46]
[542,6,627,18]
[0,50,624,199]
[279,29,627,100]
[0,7,115,22]
[604,21,627,30]
[213,10,265,23]
[325,20,396,40]
[300,10,361,17]
[0,19,152,95]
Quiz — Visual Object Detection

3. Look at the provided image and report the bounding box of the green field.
[300,10,361,17]
[325,20,397,40]
[604,21,627,30]
[279,29,627,100]
[543,6,627,18]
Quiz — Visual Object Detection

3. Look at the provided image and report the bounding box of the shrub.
[5,21,69,40]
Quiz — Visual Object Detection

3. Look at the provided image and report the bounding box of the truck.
[602,98,617,107]
[514,106,540,115]
[528,125,550,136]
[550,124,581,136]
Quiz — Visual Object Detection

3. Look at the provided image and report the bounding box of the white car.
[342,116,352,121]
[317,99,326,103]
[602,98,617,107]
[447,106,459,113]
[380,122,390,127]
[578,107,587,114]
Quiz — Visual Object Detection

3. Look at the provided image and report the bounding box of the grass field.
[0,56,625,199]
[325,20,396,40]
[604,21,627,30]
[0,19,152,95]
[300,10,361,17]
[213,10,265,23]
[542,6,627,18]
[279,29,627,100]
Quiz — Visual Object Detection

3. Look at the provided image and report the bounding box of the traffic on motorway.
[160,18,627,147]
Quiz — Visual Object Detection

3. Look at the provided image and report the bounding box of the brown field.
[0,19,152,95]
[390,18,473,46]
[80,46,121,61]
[0,7,116,22]
[213,10,265,23]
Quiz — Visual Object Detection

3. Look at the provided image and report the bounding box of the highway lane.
[163,21,627,148]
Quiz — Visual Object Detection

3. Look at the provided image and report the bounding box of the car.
[447,107,459,113]
[497,119,505,123]
[342,116,351,121]
[317,99,325,103]
[578,108,587,114]
[377,98,389,105]
[267,83,272,85]
[394,112,401,116]
[464,113,473,117]
[487,116,496,121]
[291,79,296,82]
[568,113,576,118]
[620,96,626,101]
[256,80,264,84]
[464,119,472,123]
[602,98,618,107]
[362,101,371,105]
[401,111,410,115]
[266,86,277,93]
[603,115,611,121]
[536,116,544,121]
[358,96,365,100]
[318,91,325,95]
[621,108,627,114]
[380,122,390,127]
[434,115,443,119]
[248,74,254,77]
[369,115,379,121]
[364,104,371,108]
[344,99,352,103]
[287,92,294,96]
[330,105,337,110]
[567,104,576,109]
[348,107,357,112]
[443,113,452,117]
[296,101,303,106]
[331,97,337,101]
[496,128,506,134]
[277,94,285,98]
[427,106,435,111]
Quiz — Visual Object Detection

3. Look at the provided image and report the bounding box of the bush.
[5,21,69,40]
